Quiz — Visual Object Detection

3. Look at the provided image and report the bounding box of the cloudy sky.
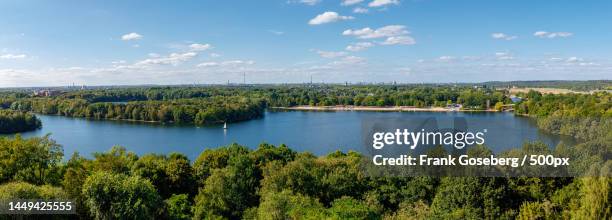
[1,0,611,87]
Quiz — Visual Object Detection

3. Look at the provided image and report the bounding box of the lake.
[4,111,575,160]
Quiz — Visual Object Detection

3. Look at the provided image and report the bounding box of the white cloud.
[121,32,143,41]
[316,50,347,58]
[462,56,481,61]
[148,53,160,58]
[343,25,415,46]
[380,36,415,45]
[197,62,219,67]
[566,57,583,63]
[549,57,563,62]
[209,53,221,58]
[332,56,366,65]
[346,42,374,51]
[343,25,408,39]
[289,0,321,6]
[268,30,284,35]
[0,54,27,59]
[135,52,197,66]
[353,7,369,13]
[342,0,364,6]
[189,43,212,51]
[197,60,255,68]
[533,31,573,38]
[494,52,514,60]
[308,11,354,25]
[438,56,456,61]
[368,0,399,7]
[491,33,517,40]
[222,60,255,65]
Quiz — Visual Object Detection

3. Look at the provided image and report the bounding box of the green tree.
[131,153,196,199]
[0,134,63,185]
[192,154,260,219]
[573,163,611,219]
[165,194,192,220]
[82,171,162,220]
[91,146,138,174]
[62,152,91,217]
[256,190,327,220]
[328,196,380,219]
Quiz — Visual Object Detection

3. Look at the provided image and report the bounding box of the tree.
[193,144,250,184]
[573,163,611,219]
[91,146,138,174]
[0,134,63,185]
[384,200,430,220]
[256,190,327,220]
[328,196,380,219]
[430,177,511,219]
[165,194,192,220]
[82,171,162,220]
[193,154,260,219]
[517,201,554,220]
[131,153,196,199]
[62,152,91,217]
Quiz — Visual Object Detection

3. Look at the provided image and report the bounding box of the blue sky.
[1,0,611,87]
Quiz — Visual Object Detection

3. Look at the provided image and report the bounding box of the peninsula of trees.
[0,110,41,134]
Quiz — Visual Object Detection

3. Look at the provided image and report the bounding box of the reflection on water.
[2,111,576,160]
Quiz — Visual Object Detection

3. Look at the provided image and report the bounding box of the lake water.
[4,111,575,160]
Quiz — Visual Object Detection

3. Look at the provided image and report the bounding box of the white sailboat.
[223,122,227,129]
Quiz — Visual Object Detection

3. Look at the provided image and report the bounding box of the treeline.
[0,110,41,134]
[62,85,510,109]
[2,86,609,127]
[265,86,509,109]
[515,91,611,141]
[5,85,511,107]
[1,86,512,127]
[0,135,609,219]
[8,97,266,125]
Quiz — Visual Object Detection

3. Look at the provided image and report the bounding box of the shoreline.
[271,105,499,112]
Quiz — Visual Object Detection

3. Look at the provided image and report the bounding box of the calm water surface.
[5,111,575,160]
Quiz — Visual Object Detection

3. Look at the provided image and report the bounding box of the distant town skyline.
[1,0,611,87]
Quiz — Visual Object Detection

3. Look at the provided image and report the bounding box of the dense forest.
[0,90,609,219]
[0,110,41,134]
